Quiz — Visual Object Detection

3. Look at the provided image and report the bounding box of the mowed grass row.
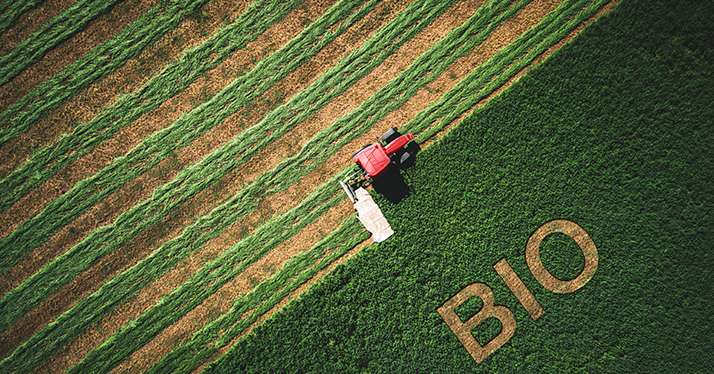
[0,0,301,214]
[69,178,347,372]
[0,176,344,372]
[0,0,43,34]
[152,217,368,374]
[0,0,436,331]
[0,0,212,147]
[0,0,375,297]
[72,0,525,369]
[0,0,121,85]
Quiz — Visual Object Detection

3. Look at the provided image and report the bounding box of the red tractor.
[340,127,418,202]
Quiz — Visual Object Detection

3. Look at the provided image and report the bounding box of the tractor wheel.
[380,127,401,145]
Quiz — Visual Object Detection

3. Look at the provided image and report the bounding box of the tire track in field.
[223,0,620,359]
[0,0,251,180]
[0,0,76,55]
[0,0,256,293]
[0,0,336,356]
[30,2,405,371]
[0,0,154,110]
[94,0,481,370]
[115,201,353,373]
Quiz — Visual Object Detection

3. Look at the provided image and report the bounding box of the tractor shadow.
[372,142,420,203]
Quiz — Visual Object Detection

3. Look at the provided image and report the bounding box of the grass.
[207,0,714,371]
[0,0,211,146]
[0,0,44,34]
[150,217,369,374]
[0,0,302,212]
[0,0,120,85]
[0,0,377,326]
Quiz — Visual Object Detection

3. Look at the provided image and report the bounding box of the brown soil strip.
[0,0,251,179]
[0,0,77,55]
[211,0,620,364]
[113,201,353,374]
[29,1,410,371]
[0,0,156,111]
[0,0,335,356]
[207,0,622,362]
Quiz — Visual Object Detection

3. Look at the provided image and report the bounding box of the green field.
[208,0,714,371]
[1,0,711,372]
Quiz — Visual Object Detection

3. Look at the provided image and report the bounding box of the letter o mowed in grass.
[438,219,599,364]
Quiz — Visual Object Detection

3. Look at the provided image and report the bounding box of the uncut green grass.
[0,0,444,333]
[208,0,714,371]
[72,1,526,369]
[0,0,376,325]
[0,0,43,34]
[0,0,211,146]
[0,0,120,85]
[0,0,302,212]
[150,217,369,374]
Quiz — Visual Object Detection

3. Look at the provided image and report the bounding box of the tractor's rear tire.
[380,127,401,145]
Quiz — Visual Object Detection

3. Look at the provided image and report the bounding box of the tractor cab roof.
[353,144,390,178]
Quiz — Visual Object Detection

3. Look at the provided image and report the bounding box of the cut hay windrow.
[0,0,121,85]
[69,178,346,373]
[0,176,344,373]
[0,0,44,34]
[0,0,212,148]
[153,217,368,374]
[0,0,439,332]
[0,0,375,294]
[0,0,302,215]
[70,0,525,368]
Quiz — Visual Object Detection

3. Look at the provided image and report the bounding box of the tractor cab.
[352,128,416,179]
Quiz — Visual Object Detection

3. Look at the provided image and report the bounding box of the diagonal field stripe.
[0,0,301,213]
[0,0,212,147]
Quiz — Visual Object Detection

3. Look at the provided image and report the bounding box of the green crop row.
[0,0,302,212]
[0,0,375,300]
[0,173,344,373]
[154,217,368,374]
[69,0,525,369]
[69,178,347,372]
[0,0,120,84]
[0,0,211,146]
[0,0,436,332]
[0,0,44,34]
[206,0,714,370]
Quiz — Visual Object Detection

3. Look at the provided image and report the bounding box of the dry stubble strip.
[0,0,295,226]
[1,0,78,55]
[209,0,611,368]
[0,0,210,147]
[0,2,379,371]
[0,0,121,84]
[75,0,522,370]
